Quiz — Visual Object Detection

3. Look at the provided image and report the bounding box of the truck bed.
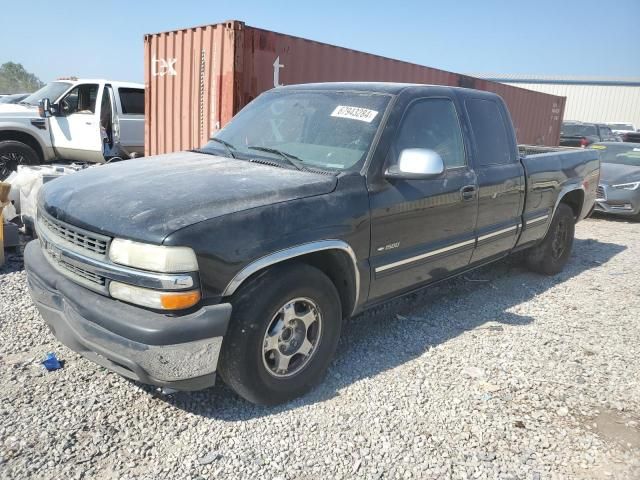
[516,146,600,248]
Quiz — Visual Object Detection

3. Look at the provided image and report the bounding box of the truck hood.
[600,163,640,185]
[41,152,338,244]
[0,103,35,115]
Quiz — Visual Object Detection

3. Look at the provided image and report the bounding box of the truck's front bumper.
[24,241,232,391]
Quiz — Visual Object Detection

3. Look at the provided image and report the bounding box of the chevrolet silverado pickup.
[0,78,144,180]
[24,83,600,405]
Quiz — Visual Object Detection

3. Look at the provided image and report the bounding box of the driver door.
[49,83,104,162]
[368,96,478,301]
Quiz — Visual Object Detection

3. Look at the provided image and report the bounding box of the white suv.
[0,78,144,179]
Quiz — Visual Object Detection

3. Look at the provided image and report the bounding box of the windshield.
[608,123,634,131]
[200,90,392,171]
[590,143,640,166]
[561,123,597,136]
[20,81,72,106]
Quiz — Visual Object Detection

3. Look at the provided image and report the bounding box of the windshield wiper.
[248,146,305,171]
[209,138,237,158]
[18,101,33,106]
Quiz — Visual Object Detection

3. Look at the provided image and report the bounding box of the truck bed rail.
[518,144,582,157]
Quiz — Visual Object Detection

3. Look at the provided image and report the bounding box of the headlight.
[109,238,198,272]
[612,181,640,191]
[109,281,200,310]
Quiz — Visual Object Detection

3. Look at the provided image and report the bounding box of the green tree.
[0,62,44,94]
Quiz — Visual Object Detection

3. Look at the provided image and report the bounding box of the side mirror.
[38,98,53,118]
[385,148,445,180]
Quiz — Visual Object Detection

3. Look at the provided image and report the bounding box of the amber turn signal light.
[160,290,201,310]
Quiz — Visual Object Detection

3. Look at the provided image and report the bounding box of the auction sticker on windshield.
[331,105,378,123]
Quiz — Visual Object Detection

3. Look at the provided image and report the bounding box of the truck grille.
[596,185,606,200]
[58,259,106,286]
[38,212,111,258]
[40,244,107,291]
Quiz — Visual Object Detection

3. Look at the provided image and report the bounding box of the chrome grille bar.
[38,210,111,259]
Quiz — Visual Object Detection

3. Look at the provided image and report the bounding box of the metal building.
[475,74,640,128]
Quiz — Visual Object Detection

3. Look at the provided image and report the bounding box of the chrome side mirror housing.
[39,98,52,118]
[385,148,445,180]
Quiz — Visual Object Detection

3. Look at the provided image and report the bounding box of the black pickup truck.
[25,83,600,405]
[560,121,618,147]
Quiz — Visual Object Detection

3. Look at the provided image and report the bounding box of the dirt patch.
[588,410,640,451]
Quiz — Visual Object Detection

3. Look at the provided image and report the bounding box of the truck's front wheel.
[219,264,343,405]
[0,141,39,180]
[525,203,575,275]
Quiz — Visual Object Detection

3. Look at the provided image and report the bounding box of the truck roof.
[279,81,501,98]
[55,78,144,89]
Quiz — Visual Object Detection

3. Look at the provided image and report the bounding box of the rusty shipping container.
[144,20,566,156]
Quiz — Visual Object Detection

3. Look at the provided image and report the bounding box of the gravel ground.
[1,216,639,480]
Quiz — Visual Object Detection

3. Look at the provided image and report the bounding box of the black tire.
[218,263,342,405]
[526,203,575,275]
[0,140,40,180]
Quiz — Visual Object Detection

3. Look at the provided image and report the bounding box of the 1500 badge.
[377,242,400,252]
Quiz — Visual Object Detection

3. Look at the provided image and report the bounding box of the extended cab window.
[395,98,466,169]
[119,88,144,115]
[59,84,99,115]
[466,98,514,166]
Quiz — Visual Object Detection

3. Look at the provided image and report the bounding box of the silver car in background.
[591,142,640,220]
[605,122,637,141]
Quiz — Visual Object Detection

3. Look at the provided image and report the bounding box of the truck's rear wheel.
[0,140,39,180]
[525,203,575,275]
[218,264,342,405]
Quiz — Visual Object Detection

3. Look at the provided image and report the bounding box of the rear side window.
[118,88,144,115]
[395,98,466,169]
[465,98,514,166]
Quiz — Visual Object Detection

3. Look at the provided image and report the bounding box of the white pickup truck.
[0,78,144,179]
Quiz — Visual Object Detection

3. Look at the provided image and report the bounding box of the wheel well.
[559,189,584,219]
[302,250,357,319]
[235,249,358,320]
[0,130,44,162]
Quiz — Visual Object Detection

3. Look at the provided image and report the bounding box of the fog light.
[109,281,200,310]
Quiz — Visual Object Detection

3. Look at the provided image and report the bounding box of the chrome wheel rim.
[262,297,322,378]
[0,152,25,180]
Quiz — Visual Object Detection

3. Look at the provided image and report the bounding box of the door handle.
[85,121,93,125]
[460,185,477,201]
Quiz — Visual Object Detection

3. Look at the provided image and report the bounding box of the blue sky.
[2,0,639,84]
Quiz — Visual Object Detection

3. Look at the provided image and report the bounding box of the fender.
[0,123,54,161]
[221,239,360,314]
[541,183,585,237]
